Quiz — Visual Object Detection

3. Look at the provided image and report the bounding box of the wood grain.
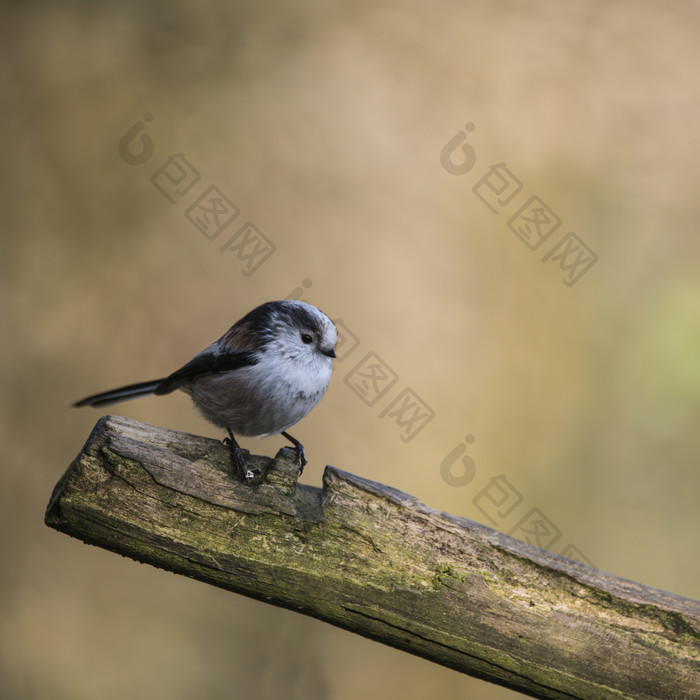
[46,416,700,699]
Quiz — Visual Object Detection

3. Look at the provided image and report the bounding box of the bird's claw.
[293,444,307,474]
[223,435,254,483]
[281,431,307,474]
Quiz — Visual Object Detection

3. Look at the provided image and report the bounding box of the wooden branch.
[46,416,700,699]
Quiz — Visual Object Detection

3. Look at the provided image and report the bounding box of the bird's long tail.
[73,379,168,408]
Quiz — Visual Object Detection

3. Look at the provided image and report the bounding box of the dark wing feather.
[155,349,258,395]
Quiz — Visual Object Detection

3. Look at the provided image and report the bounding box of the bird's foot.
[223,429,254,483]
[281,431,307,474]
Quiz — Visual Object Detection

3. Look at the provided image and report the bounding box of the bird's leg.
[281,431,307,473]
[223,427,253,482]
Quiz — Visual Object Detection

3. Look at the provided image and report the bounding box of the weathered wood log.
[46,416,700,699]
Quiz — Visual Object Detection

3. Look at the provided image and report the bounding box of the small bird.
[74,300,338,480]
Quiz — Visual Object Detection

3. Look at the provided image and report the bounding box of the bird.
[74,300,338,481]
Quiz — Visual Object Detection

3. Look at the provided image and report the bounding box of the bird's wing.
[155,347,258,395]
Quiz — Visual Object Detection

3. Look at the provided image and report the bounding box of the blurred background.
[2,1,699,698]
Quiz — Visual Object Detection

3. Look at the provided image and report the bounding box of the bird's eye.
[301,333,313,345]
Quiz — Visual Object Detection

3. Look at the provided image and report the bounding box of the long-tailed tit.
[74,300,338,480]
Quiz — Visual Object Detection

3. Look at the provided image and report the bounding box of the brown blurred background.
[2,1,699,698]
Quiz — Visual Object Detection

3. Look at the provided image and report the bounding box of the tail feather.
[73,379,167,408]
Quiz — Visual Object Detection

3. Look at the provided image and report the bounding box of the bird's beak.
[323,348,337,358]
